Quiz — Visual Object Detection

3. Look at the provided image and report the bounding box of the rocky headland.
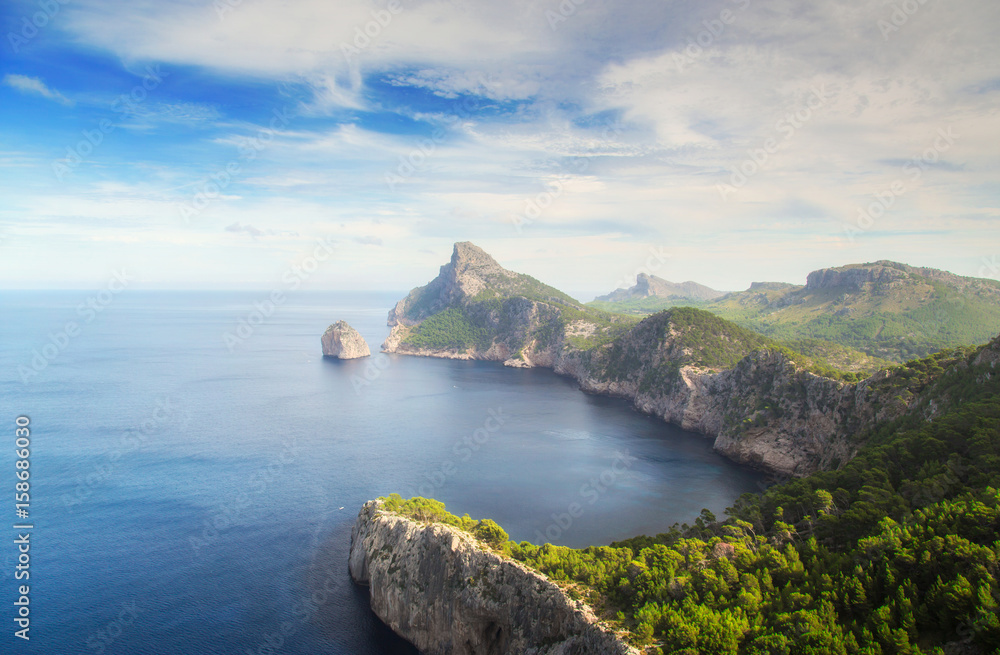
[380,243,992,477]
[349,499,638,655]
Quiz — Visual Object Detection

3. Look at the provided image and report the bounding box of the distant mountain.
[706,260,1000,362]
[591,260,1000,363]
[595,273,726,303]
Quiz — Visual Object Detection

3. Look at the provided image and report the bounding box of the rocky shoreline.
[349,499,638,655]
[376,243,955,478]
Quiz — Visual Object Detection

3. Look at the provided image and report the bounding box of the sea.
[0,291,764,654]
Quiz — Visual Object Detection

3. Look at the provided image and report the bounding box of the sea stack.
[321,321,371,359]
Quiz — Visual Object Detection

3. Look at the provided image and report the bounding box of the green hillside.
[589,307,863,386]
[589,262,1000,366]
[387,337,1000,654]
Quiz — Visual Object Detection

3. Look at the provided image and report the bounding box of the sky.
[1,0,998,299]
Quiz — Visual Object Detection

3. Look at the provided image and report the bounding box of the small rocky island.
[321,321,370,359]
[349,499,637,655]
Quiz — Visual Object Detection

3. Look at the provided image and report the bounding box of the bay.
[0,291,764,654]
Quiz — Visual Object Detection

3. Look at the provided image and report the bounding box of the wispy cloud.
[3,74,73,106]
[224,222,299,239]
[0,0,998,290]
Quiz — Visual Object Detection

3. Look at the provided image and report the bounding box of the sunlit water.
[0,291,763,654]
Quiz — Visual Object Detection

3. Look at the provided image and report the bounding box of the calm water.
[0,291,763,654]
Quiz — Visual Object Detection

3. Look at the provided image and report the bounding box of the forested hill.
[383,334,1000,653]
[590,260,1000,364]
[382,244,1000,477]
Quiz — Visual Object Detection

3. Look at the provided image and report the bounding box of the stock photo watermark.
[177,107,292,222]
[350,352,392,394]
[16,269,132,385]
[510,121,623,234]
[189,436,298,557]
[608,246,670,294]
[85,600,143,654]
[339,0,412,61]
[717,83,832,200]
[401,408,507,500]
[844,126,957,242]
[222,237,336,351]
[12,415,32,641]
[51,66,168,181]
[384,75,498,193]
[979,255,999,281]
[6,0,70,53]
[545,0,588,31]
[672,0,752,72]
[877,0,935,41]
[61,397,183,513]
[533,449,637,544]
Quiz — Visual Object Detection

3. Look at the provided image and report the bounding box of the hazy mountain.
[591,260,1000,363]
[594,273,726,303]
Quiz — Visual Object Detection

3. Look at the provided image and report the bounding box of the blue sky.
[1,0,998,297]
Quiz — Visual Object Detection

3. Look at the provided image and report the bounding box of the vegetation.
[589,296,711,316]
[402,283,637,354]
[380,494,478,530]
[379,493,507,546]
[383,340,1000,654]
[403,307,494,351]
[588,264,1000,364]
[593,307,862,387]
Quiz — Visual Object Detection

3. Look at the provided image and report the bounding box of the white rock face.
[321,321,370,359]
[349,500,638,655]
[378,243,1000,478]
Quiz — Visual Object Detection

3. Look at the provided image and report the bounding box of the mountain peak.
[596,274,725,303]
[450,241,506,274]
[445,242,515,297]
[387,243,577,328]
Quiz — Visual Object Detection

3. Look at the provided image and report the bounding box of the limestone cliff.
[382,242,629,368]
[349,500,638,655]
[382,243,992,478]
[322,320,370,359]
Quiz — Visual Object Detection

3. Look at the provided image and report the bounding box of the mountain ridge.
[380,243,997,477]
[595,273,726,303]
[591,259,1000,362]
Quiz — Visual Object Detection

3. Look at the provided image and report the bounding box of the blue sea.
[0,291,764,654]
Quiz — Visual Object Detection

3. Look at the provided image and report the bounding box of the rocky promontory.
[349,500,637,655]
[378,243,988,478]
[321,321,370,359]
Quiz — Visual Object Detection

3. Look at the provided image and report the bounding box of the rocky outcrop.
[380,244,990,478]
[596,274,725,303]
[382,243,618,365]
[805,263,909,294]
[321,321,370,359]
[349,500,638,655]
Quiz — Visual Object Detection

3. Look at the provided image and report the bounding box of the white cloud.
[3,0,999,289]
[3,74,73,105]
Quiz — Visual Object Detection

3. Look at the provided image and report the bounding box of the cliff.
[382,244,993,477]
[349,500,638,655]
[592,260,1000,363]
[382,242,632,367]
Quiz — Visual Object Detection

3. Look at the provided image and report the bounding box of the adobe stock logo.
[533,450,636,544]
[717,84,832,200]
